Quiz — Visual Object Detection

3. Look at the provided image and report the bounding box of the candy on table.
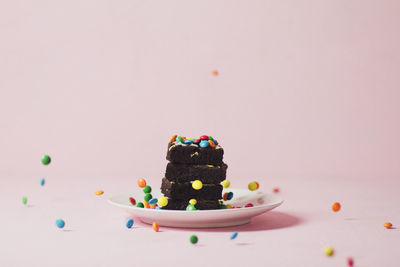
[211,69,219,76]
[148,198,158,205]
[157,196,168,207]
[192,180,203,190]
[273,187,280,193]
[40,178,45,186]
[331,202,341,212]
[22,196,27,205]
[383,222,393,229]
[230,232,238,240]
[221,179,230,188]
[41,155,51,165]
[126,219,134,229]
[55,219,65,229]
[245,203,254,208]
[94,190,104,196]
[137,179,146,188]
[143,185,152,194]
[152,222,159,232]
[129,197,136,205]
[186,204,197,211]
[248,181,259,191]
[199,140,209,148]
[190,235,198,244]
[144,193,152,202]
[136,202,144,208]
[324,246,334,256]
[347,258,354,267]
[189,199,197,205]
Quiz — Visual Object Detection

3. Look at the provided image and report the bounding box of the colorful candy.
[324,246,334,256]
[22,196,27,205]
[186,204,197,211]
[248,181,259,191]
[149,198,158,205]
[211,69,218,76]
[169,134,177,143]
[245,203,254,208]
[226,204,232,209]
[221,179,230,188]
[190,235,198,244]
[143,185,152,194]
[192,180,203,190]
[219,204,227,209]
[157,197,168,207]
[384,222,393,229]
[184,139,194,145]
[208,140,215,148]
[347,258,354,267]
[126,219,134,228]
[40,178,45,186]
[200,135,209,140]
[199,140,209,148]
[137,179,146,188]
[189,199,197,205]
[129,197,136,205]
[143,201,150,208]
[332,202,341,212]
[136,202,144,208]
[273,187,280,193]
[144,193,152,202]
[227,192,233,200]
[176,136,184,143]
[95,190,104,196]
[149,204,157,209]
[41,155,51,165]
[230,232,238,240]
[55,219,65,229]
[152,222,159,232]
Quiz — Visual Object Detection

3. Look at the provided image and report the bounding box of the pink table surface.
[1,174,399,267]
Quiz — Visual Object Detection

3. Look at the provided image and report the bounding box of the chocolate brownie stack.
[160,135,227,210]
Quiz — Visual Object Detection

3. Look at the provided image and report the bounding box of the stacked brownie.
[160,135,227,210]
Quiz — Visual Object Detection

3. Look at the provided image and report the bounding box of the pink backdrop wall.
[1,0,400,184]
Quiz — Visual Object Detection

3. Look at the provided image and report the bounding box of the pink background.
[1,0,399,266]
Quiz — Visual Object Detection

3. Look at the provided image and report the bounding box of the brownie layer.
[161,177,223,200]
[166,143,224,165]
[165,162,227,183]
[162,199,221,210]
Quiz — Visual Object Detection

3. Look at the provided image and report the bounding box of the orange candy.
[152,222,159,232]
[143,201,150,208]
[149,204,157,209]
[137,179,146,188]
[384,222,392,229]
[208,140,215,148]
[331,202,341,212]
[273,187,280,193]
[169,134,177,143]
[211,69,218,76]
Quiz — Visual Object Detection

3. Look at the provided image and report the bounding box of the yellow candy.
[192,180,203,190]
[157,196,168,207]
[324,247,334,256]
[248,181,259,191]
[95,190,104,195]
[221,179,230,188]
[226,204,232,209]
[189,199,197,205]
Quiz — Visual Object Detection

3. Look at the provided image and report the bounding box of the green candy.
[41,155,51,165]
[136,202,144,208]
[22,196,27,205]
[186,204,197,211]
[176,136,184,143]
[208,136,214,141]
[144,193,152,202]
[219,204,227,209]
[189,235,198,244]
[143,185,152,194]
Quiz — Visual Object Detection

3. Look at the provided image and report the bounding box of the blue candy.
[230,231,238,240]
[126,219,134,229]
[149,198,158,205]
[199,140,209,148]
[227,192,234,200]
[213,139,218,145]
[155,206,161,210]
[40,178,45,186]
[184,139,194,145]
[55,219,65,229]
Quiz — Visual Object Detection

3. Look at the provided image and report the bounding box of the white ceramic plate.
[108,188,283,228]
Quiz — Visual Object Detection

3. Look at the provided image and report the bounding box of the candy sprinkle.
[347,258,354,267]
[245,203,254,208]
[95,190,104,196]
[221,179,230,188]
[324,246,334,256]
[144,193,152,202]
[22,196,27,205]
[332,202,341,212]
[186,204,197,211]
[41,155,51,165]
[40,178,45,186]
[137,179,146,188]
[273,187,280,193]
[190,235,198,244]
[149,198,158,205]
[157,197,168,207]
[136,202,144,208]
[55,219,65,229]
[384,222,393,229]
[192,180,203,190]
[129,197,136,205]
[143,201,150,208]
[169,134,177,143]
[143,185,152,194]
[211,69,219,76]
[152,222,159,232]
[199,140,209,148]
[189,199,197,205]
[126,219,134,229]
[230,232,238,240]
[248,181,259,191]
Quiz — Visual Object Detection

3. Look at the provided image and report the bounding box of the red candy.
[273,187,280,193]
[347,258,354,267]
[199,135,209,140]
[223,192,229,201]
[245,203,254,208]
[129,197,136,205]
[194,139,201,144]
